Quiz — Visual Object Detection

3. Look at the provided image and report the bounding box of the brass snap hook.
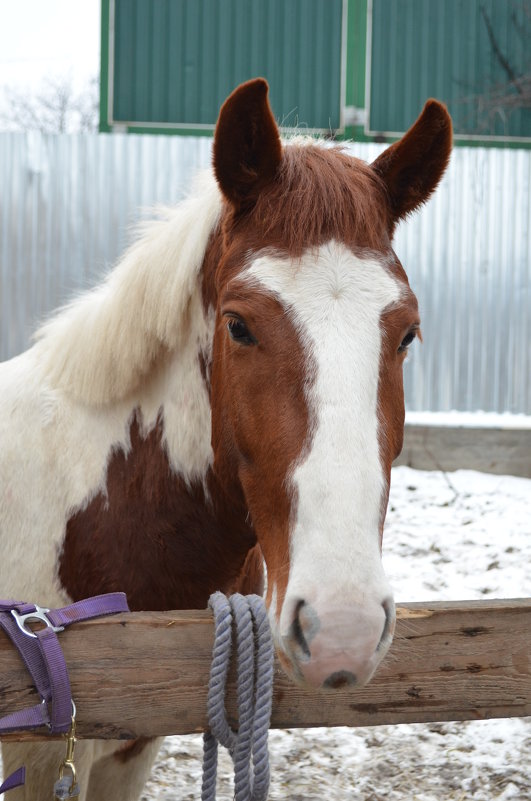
[54,701,79,799]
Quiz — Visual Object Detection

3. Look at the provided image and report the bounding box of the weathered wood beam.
[0,599,529,741]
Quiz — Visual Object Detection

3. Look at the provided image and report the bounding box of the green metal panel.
[368,0,530,141]
[107,0,344,133]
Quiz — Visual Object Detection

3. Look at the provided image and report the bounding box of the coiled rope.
[202,592,274,801]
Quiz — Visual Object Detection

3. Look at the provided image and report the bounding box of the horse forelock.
[221,141,392,258]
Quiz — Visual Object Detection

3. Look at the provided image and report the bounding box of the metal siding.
[369,0,531,140]
[0,133,529,414]
[110,0,344,131]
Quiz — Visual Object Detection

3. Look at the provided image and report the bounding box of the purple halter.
[0,593,129,794]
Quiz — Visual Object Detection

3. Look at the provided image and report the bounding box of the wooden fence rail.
[0,599,529,742]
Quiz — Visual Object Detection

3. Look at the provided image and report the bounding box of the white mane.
[35,171,222,406]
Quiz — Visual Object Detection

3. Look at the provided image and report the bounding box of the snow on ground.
[143,467,531,801]
[384,468,530,603]
[405,411,531,430]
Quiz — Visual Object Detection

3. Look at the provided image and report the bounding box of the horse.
[0,78,452,799]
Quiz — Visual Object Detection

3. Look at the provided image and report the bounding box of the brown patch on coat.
[59,411,258,611]
[208,283,314,622]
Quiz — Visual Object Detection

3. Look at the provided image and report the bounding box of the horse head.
[207,79,452,689]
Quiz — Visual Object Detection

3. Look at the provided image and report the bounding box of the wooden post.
[0,599,529,741]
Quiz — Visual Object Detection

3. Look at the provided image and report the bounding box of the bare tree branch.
[456,2,530,135]
[0,74,99,134]
[480,4,522,92]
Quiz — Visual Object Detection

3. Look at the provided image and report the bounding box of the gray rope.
[202,592,274,801]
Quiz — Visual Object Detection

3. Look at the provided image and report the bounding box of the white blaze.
[246,241,401,633]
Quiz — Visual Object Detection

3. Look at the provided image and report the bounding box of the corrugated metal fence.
[0,132,529,413]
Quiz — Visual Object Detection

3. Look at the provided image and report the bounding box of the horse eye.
[227,317,255,346]
[398,330,417,353]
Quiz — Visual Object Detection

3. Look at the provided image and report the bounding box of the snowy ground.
[143,467,531,801]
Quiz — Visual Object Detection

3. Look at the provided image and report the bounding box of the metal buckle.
[11,606,65,638]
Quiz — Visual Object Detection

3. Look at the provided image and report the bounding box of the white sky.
[0,0,100,94]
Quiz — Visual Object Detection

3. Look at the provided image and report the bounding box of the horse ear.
[213,78,282,211]
[372,99,452,223]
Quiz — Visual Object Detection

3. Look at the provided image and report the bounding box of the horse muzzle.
[276,594,396,690]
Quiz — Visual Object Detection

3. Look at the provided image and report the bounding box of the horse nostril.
[289,601,311,659]
[377,597,395,651]
[323,670,357,689]
[289,599,311,659]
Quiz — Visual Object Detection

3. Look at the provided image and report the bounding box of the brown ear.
[372,99,452,224]
[213,78,282,211]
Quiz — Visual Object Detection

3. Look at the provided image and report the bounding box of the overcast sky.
[0,0,100,95]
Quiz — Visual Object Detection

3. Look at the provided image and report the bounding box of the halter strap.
[0,768,25,795]
[0,593,128,734]
[0,593,129,795]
